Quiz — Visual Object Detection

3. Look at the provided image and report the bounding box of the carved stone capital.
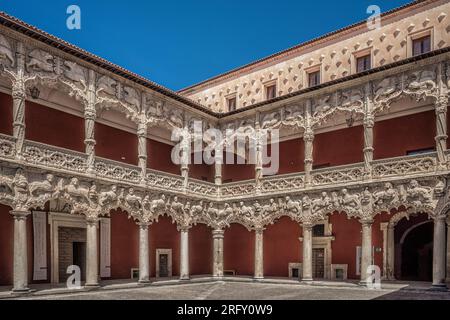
[10,210,30,221]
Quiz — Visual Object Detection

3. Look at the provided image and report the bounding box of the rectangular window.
[356,55,371,73]
[412,35,431,56]
[308,71,321,87]
[313,224,325,237]
[227,96,237,112]
[265,84,277,100]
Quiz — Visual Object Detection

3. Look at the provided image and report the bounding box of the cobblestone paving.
[11,282,450,300]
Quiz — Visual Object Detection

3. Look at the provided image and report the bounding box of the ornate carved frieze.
[0,162,447,231]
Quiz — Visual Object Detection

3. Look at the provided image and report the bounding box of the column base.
[430,283,448,291]
[253,276,264,281]
[138,279,151,284]
[179,276,191,281]
[358,280,370,286]
[301,278,313,283]
[84,283,100,290]
[11,287,32,294]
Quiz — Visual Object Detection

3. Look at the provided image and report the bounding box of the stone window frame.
[407,27,434,58]
[304,64,322,88]
[262,79,279,101]
[288,263,302,279]
[331,264,348,280]
[225,93,238,112]
[351,47,373,74]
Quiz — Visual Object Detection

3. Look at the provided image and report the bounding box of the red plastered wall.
[110,210,139,280]
[374,111,436,159]
[25,102,84,152]
[276,139,304,175]
[224,224,254,276]
[0,92,12,135]
[147,139,180,175]
[314,126,364,167]
[189,153,214,182]
[264,217,302,277]
[0,204,13,286]
[95,122,138,166]
[190,224,213,276]
[149,216,180,277]
[330,213,361,280]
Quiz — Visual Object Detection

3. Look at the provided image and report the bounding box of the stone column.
[212,229,224,278]
[363,83,374,178]
[138,224,150,283]
[254,120,263,194]
[436,63,448,170]
[254,229,264,280]
[85,218,99,287]
[380,223,388,279]
[12,42,26,160]
[387,224,395,280]
[11,210,30,292]
[446,217,450,283]
[302,223,313,282]
[84,70,97,175]
[360,219,373,285]
[304,100,314,187]
[180,133,190,190]
[363,115,374,177]
[137,121,148,184]
[215,161,222,186]
[432,215,447,289]
[180,229,190,281]
[435,96,448,170]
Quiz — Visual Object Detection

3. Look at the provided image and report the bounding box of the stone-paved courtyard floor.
[7,281,450,300]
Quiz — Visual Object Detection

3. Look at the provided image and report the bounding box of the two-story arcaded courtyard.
[1,0,450,295]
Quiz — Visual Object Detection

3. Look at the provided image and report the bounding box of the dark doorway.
[400,222,433,281]
[73,242,86,281]
[159,254,169,277]
[312,248,325,279]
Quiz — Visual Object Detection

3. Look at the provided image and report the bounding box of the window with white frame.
[265,83,277,100]
[226,95,237,112]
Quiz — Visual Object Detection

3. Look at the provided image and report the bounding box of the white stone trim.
[331,264,348,280]
[48,212,87,284]
[155,249,172,278]
[288,263,302,279]
[32,211,47,281]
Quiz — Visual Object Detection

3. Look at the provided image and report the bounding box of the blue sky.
[0,0,410,90]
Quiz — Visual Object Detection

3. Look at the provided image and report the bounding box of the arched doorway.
[394,214,433,281]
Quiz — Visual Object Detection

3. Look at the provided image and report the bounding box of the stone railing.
[23,139,87,173]
[95,157,141,183]
[312,163,365,186]
[372,153,437,179]
[261,173,305,194]
[221,180,256,198]
[146,169,185,193]
[0,134,447,202]
[188,179,219,198]
[0,134,15,159]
